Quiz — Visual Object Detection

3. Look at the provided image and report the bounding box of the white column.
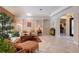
[66,17,70,36]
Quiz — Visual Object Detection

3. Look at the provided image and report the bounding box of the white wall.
[50,7,79,45]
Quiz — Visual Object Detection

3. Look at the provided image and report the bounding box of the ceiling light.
[26,13,32,16]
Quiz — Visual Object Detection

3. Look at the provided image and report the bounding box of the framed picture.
[27,21,31,27]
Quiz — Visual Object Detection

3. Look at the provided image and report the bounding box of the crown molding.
[50,6,71,16]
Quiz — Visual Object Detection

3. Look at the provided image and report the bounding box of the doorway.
[60,14,74,37]
[60,19,66,36]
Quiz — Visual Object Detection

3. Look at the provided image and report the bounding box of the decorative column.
[66,17,70,36]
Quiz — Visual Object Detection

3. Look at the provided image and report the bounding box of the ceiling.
[3,6,66,16]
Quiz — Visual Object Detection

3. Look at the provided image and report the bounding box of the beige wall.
[15,16,50,35]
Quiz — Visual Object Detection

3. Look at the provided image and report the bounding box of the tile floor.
[38,36,79,53]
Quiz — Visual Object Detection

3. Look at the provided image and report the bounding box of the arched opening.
[60,13,74,36]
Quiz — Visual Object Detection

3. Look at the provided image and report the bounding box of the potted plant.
[0,37,16,53]
[0,13,16,53]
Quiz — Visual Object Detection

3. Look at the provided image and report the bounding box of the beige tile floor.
[38,36,79,53]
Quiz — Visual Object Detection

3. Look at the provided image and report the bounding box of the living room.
[0,6,79,53]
